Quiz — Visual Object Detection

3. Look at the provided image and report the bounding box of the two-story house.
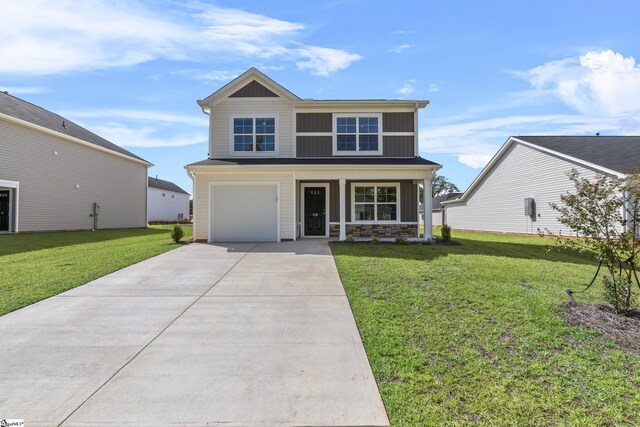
[186,68,440,242]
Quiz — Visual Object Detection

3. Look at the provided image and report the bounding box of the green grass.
[331,229,640,425]
[0,225,192,316]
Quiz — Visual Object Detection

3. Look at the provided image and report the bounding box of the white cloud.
[457,154,493,169]
[514,50,640,116]
[171,69,243,83]
[396,80,416,97]
[296,47,362,76]
[0,1,361,77]
[0,86,48,94]
[65,108,208,148]
[390,44,411,53]
[427,83,440,93]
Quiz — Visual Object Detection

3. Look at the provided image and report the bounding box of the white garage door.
[211,184,278,242]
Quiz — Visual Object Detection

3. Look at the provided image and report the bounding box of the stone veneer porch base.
[329,223,419,238]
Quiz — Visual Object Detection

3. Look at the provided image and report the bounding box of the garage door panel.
[212,185,278,242]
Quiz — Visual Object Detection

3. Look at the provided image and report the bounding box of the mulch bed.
[561,303,640,355]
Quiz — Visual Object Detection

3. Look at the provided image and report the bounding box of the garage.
[210,183,279,242]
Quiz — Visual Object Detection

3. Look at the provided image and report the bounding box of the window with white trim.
[334,114,382,154]
[233,117,276,152]
[353,184,399,221]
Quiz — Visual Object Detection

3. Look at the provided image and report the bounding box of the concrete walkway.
[0,241,388,427]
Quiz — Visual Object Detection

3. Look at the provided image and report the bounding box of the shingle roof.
[0,91,148,163]
[432,192,463,209]
[515,135,640,175]
[148,177,190,195]
[187,157,440,167]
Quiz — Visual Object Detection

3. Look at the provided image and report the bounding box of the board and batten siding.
[445,142,615,234]
[193,171,295,241]
[210,97,295,159]
[0,119,147,232]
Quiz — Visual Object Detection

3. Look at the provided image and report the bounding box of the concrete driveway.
[0,241,389,427]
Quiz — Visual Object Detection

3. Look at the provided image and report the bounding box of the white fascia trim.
[187,164,440,174]
[0,113,151,167]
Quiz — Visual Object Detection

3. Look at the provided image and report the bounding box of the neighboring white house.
[147,177,190,222]
[0,91,150,233]
[186,68,441,243]
[431,192,463,226]
[443,136,640,234]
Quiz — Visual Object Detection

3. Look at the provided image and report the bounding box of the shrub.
[371,235,380,245]
[441,224,452,241]
[171,224,185,243]
[395,235,407,245]
[345,234,355,243]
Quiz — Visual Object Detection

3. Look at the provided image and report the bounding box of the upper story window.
[333,113,382,155]
[233,117,276,152]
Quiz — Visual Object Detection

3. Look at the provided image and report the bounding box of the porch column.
[339,179,346,240]
[423,177,433,240]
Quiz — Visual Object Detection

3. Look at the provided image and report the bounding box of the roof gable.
[148,177,190,195]
[0,91,149,164]
[229,80,278,98]
[198,68,300,108]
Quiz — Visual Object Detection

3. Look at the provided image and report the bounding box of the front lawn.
[0,225,192,316]
[331,230,640,425]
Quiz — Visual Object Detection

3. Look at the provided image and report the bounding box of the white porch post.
[339,179,346,240]
[423,177,433,240]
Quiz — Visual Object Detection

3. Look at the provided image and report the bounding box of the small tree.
[171,224,185,244]
[545,169,640,314]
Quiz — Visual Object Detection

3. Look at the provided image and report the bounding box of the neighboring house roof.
[432,192,463,210]
[0,91,149,164]
[514,136,640,176]
[187,157,440,167]
[148,177,190,195]
[444,135,640,205]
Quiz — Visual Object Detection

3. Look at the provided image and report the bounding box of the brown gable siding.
[296,113,332,132]
[383,136,415,157]
[229,80,279,97]
[383,112,414,132]
[297,136,333,157]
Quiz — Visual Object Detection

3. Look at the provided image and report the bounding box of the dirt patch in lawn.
[561,303,640,355]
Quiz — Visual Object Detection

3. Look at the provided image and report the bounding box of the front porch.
[296,175,433,241]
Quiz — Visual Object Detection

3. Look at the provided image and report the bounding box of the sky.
[2,0,640,194]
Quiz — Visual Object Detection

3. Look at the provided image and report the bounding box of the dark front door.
[304,187,326,236]
[0,191,9,231]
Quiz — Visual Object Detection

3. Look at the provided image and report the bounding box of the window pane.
[255,117,275,134]
[355,186,375,202]
[256,134,275,151]
[337,134,356,151]
[377,204,397,221]
[337,117,357,133]
[376,186,397,202]
[358,117,378,133]
[359,134,378,151]
[234,135,253,151]
[355,204,375,221]
[234,118,253,134]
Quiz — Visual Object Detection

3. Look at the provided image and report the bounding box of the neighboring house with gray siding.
[430,192,463,226]
[0,91,150,233]
[186,68,441,242]
[443,136,640,234]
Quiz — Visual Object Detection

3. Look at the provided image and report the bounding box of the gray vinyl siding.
[296,136,332,157]
[296,113,332,132]
[229,81,278,97]
[382,112,414,132]
[0,119,147,232]
[383,136,414,157]
[445,142,613,234]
